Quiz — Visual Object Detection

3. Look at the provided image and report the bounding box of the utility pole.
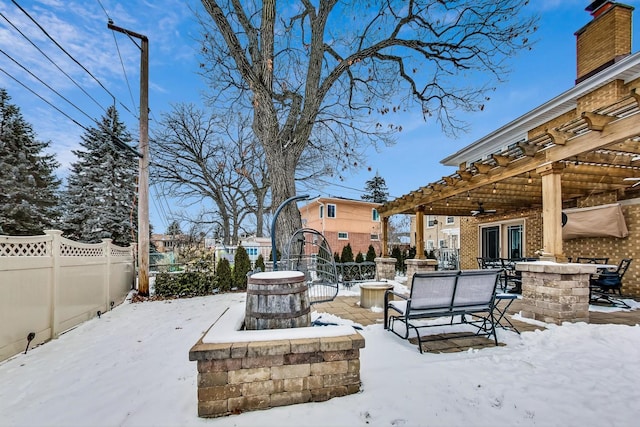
[108,22,150,296]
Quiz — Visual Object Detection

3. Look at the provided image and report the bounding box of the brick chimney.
[575,1,634,84]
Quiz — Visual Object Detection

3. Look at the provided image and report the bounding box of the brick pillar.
[516,261,597,325]
[405,259,438,288]
[374,257,396,281]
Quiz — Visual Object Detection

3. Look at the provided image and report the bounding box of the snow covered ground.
[1,286,639,427]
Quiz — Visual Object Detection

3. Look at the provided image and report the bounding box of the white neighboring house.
[206,236,272,267]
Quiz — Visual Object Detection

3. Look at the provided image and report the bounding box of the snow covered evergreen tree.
[61,106,137,246]
[361,173,389,204]
[0,89,61,235]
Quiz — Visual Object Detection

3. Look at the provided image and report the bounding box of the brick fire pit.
[189,304,365,418]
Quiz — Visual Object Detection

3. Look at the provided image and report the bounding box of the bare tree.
[151,103,269,245]
[198,0,537,249]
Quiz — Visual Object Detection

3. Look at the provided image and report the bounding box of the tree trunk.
[265,148,302,252]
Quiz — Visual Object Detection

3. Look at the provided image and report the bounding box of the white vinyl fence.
[0,230,135,362]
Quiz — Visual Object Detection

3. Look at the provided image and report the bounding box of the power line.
[10,0,136,118]
[0,11,107,115]
[0,67,141,158]
[1,67,89,132]
[95,0,139,118]
[312,177,401,200]
[0,48,99,124]
[110,28,139,118]
[95,0,110,18]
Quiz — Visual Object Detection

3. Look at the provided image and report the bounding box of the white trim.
[327,203,337,218]
[337,231,348,240]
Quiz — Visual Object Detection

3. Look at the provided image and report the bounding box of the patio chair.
[590,258,632,307]
[500,258,522,293]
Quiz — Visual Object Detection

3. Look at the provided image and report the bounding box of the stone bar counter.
[516,261,598,325]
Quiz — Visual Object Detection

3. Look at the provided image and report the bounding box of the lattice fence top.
[1,232,132,258]
[110,246,132,257]
[60,242,104,257]
[0,241,49,257]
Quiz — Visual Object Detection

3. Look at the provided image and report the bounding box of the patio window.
[372,208,380,221]
[480,220,524,259]
[327,204,336,218]
[426,240,435,250]
[338,231,348,240]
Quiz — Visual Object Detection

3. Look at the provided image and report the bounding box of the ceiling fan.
[471,201,496,216]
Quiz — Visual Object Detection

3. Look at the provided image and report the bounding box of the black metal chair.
[590,258,632,307]
[477,257,501,269]
[477,257,506,291]
[499,258,521,293]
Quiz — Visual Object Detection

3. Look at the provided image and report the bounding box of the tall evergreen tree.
[366,245,377,262]
[340,243,354,263]
[233,245,251,290]
[0,89,61,235]
[166,221,182,236]
[361,173,389,204]
[61,106,137,246]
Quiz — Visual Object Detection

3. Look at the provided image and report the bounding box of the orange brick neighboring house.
[299,197,382,257]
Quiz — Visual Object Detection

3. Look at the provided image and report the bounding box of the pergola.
[378,92,640,261]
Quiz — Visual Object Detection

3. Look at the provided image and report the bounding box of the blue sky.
[3,0,640,233]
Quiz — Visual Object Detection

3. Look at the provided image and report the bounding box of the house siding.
[300,198,382,257]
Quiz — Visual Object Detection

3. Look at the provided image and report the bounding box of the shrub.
[254,254,265,272]
[153,249,216,298]
[233,246,252,290]
[215,258,233,292]
[355,252,364,263]
[366,244,377,262]
[340,243,354,263]
[391,246,404,273]
[268,249,281,261]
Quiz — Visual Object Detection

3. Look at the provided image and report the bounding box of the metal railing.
[336,261,377,288]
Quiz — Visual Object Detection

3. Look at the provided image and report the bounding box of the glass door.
[507,225,523,259]
[481,226,500,259]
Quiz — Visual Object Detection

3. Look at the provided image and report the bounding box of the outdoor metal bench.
[384,269,502,353]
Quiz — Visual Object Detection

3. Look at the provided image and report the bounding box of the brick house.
[299,196,382,257]
[378,1,640,298]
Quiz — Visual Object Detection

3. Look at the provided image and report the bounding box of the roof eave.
[441,52,640,167]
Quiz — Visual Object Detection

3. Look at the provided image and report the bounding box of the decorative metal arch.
[283,228,338,305]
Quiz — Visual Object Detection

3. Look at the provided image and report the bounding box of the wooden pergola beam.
[518,142,538,157]
[492,154,511,167]
[458,170,473,180]
[379,112,640,217]
[582,111,615,131]
[546,128,569,146]
[473,162,493,174]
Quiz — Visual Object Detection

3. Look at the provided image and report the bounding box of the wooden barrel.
[245,271,311,330]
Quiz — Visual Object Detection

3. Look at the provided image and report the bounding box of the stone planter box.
[189,304,365,418]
